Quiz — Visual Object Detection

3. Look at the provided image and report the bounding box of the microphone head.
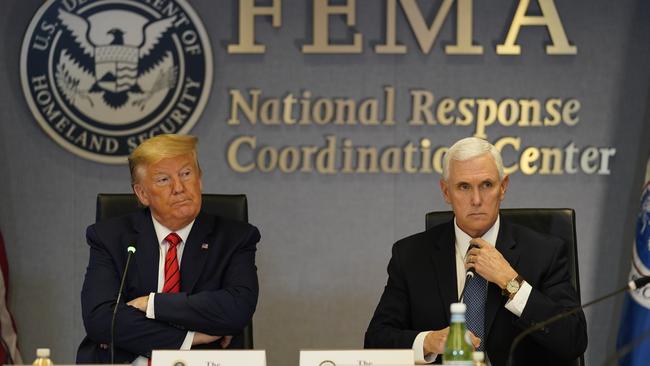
[631,276,650,290]
[466,270,475,278]
[127,246,136,254]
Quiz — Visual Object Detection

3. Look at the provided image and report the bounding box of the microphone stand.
[602,327,650,365]
[506,277,650,366]
[110,246,136,364]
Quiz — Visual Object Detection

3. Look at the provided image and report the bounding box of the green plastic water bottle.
[443,303,473,365]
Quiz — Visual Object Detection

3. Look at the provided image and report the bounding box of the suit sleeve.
[81,225,187,357]
[152,226,260,335]
[365,243,421,349]
[515,238,588,360]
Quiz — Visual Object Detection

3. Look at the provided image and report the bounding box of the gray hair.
[442,137,505,180]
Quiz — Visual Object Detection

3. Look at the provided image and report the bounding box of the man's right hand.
[423,327,449,355]
[192,332,233,348]
[423,327,481,355]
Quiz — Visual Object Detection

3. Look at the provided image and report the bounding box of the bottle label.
[450,314,466,322]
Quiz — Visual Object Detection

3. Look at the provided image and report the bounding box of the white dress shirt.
[133,216,195,366]
[413,216,533,364]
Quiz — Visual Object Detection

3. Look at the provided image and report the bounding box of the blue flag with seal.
[616,157,650,365]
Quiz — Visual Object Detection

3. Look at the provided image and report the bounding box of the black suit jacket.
[77,209,260,363]
[364,219,587,366]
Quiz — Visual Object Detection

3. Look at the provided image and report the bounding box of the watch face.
[507,280,520,293]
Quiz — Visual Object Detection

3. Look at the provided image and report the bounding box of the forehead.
[145,154,197,174]
[448,153,499,182]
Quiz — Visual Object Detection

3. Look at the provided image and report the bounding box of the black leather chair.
[96,193,254,349]
[425,208,584,366]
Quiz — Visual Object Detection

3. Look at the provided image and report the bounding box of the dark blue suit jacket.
[77,209,260,363]
[364,219,587,366]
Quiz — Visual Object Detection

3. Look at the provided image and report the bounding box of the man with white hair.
[365,137,587,365]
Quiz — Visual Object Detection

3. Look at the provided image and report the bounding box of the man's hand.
[424,328,482,355]
[423,327,449,355]
[467,331,481,350]
[192,333,233,348]
[466,238,517,289]
[127,295,149,312]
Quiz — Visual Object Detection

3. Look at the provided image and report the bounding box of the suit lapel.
[429,221,458,322]
[180,212,214,293]
[485,219,521,337]
[133,209,159,294]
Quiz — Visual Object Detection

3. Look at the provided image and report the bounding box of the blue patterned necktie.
[463,273,488,351]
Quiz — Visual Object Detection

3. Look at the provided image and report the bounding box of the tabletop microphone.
[110,245,136,364]
[506,276,650,366]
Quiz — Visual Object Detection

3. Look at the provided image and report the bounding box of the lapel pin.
[201,243,209,250]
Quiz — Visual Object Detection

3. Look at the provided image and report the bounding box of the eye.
[180,169,193,179]
[155,176,170,185]
[458,183,471,191]
[482,181,493,188]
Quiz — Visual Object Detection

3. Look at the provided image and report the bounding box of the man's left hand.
[127,295,149,312]
[466,238,517,289]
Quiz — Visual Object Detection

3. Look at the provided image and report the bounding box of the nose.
[471,188,482,206]
[171,176,186,194]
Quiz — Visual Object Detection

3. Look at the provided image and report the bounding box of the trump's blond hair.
[128,134,199,184]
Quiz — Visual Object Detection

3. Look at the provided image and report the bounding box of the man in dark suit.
[365,137,587,365]
[77,134,260,364]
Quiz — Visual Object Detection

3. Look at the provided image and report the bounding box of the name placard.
[151,350,266,366]
[299,350,414,366]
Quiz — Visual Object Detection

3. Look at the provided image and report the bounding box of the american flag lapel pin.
[201,243,209,250]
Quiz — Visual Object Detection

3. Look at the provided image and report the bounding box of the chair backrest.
[96,193,254,349]
[425,208,583,366]
[96,193,248,223]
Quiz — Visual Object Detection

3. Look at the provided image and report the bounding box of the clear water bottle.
[32,348,53,366]
[443,303,473,365]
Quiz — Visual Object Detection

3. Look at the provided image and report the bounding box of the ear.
[133,183,150,207]
[499,175,510,201]
[439,179,452,204]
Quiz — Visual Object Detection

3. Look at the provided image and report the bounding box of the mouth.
[171,198,192,206]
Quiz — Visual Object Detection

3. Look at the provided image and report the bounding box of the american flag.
[0,230,23,364]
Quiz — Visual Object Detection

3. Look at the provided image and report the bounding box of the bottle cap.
[450,302,467,313]
[36,348,50,357]
[473,351,485,361]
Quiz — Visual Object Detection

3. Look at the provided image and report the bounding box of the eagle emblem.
[56,9,177,109]
[21,0,212,163]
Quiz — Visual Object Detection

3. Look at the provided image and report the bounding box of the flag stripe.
[0,231,23,364]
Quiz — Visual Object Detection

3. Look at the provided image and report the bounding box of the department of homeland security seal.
[20,0,213,164]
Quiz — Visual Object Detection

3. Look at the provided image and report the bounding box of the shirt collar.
[454,214,500,256]
[151,215,195,246]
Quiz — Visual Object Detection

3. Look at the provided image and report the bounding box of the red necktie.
[162,233,181,293]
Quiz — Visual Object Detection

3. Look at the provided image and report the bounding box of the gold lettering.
[228,0,281,54]
[302,0,362,54]
[409,90,435,125]
[520,147,540,175]
[379,0,481,54]
[496,0,577,55]
[227,136,256,173]
[494,136,521,175]
[228,89,260,125]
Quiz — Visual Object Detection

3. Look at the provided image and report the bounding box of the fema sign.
[20,0,213,164]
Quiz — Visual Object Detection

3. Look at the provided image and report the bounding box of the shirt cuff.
[181,331,195,349]
[145,292,156,319]
[413,331,437,364]
[505,281,532,317]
